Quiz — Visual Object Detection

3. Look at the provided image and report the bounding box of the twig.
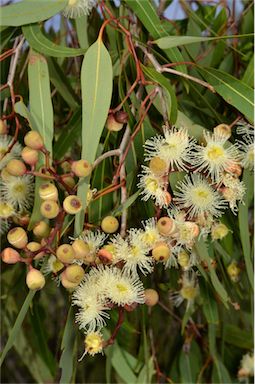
[119,126,131,237]
[92,149,121,169]
[104,307,125,347]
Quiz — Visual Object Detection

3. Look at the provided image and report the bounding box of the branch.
[92,149,121,169]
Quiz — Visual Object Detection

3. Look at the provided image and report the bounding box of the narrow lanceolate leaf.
[59,308,76,384]
[198,67,254,123]
[0,0,68,27]
[0,290,36,366]
[27,50,54,229]
[142,65,177,123]
[75,37,113,235]
[242,54,254,87]
[22,24,86,58]
[238,169,254,288]
[123,0,187,74]
[155,34,254,49]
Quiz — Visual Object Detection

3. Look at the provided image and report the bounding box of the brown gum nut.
[63,195,82,214]
[97,248,113,264]
[106,114,123,132]
[71,160,92,177]
[40,200,59,219]
[157,217,176,236]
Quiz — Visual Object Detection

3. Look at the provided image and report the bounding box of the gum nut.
[97,248,113,263]
[152,242,171,262]
[39,183,58,201]
[56,244,75,263]
[6,159,26,176]
[61,175,76,189]
[24,131,44,150]
[144,289,159,306]
[213,124,231,139]
[71,160,92,177]
[71,239,90,259]
[65,264,85,284]
[1,248,20,264]
[26,268,45,290]
[63,195,82,214]
[101,216,119,234]
[26,242,44,259]
[21,147,39,165]
[7,227,28,249]
[40,200,59,219]
[61,272,80,289]
[157,217,175,236]
[33,221,50,238]
[106,114,123,132]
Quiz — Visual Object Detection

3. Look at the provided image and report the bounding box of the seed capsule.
[1,247,20,264]
[71,160,92,177]
[149,157,168,176]
[39,183,58,201]
[21,147,39,165]
[64,264,85,284]
[144,288,159,307]
[6,159,26,176]
[157,217,176,236]
[40,200,59,219]
[56,244,75,263]
[7,227,28,249]
[152,242,171,262]
[63,195,82,214]
[33,221,50,238]
[106,113,123,132]
[101,216,119,234]
[71,239,90,260]
[24,131,44,150]
[61,175,76,189]
[26,268,45,290]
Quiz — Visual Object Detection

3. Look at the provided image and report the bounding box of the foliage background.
[0,0,254,383]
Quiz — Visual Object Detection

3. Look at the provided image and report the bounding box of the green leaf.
[242,54,254,87]
[238,169,254,288]
[22,24,86,57]
[124,0,187,74]
[0,290,36,366]
[195,238,229,307]
[59,308,76,384]
[155,34,254,49]
[27,50,54,229]
[105,344,138,384]
[75,15,89,49]
[200,281,219,324]
[47,57,80,108]
[75,37,113,235]
[54,108,82,160]
[111,190,141,217]
[222,324,253,349]
[0,0,68,27]
[142,65,177,123]
[198,67,254,123]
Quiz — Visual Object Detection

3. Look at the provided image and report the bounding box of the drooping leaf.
[198,67,254,122]
[22,24,86,57]
[155,34,254,49]
[59,308,76,384]
[0,0,68,27]
[75,37,113,235]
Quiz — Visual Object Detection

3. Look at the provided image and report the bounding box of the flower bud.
[144,288,159,307]
[26,242,44,259]
[61,272,79,289]
[24,131,44,150]
[152,241,171,262]
[26,267,45,290]
[149,157,168,176]
[40,200,59,219]
[39,183,58,201]
[7,227,28,249]
[6,159,26,176]
[106,113,123,132]
[97,248,113,264]
[71,160,92,177]
[56,244,75,263]
[157,217,176,236]
[101,216,119,234]
[33,221,50,238]
[63,195,82,214]
[71,239,90,260]
[65,264,85,284]
[1,247,20,264]
[0,119,8,135]
[21,147,39,165]
[214,124,231,140]
[211,222,229,240]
